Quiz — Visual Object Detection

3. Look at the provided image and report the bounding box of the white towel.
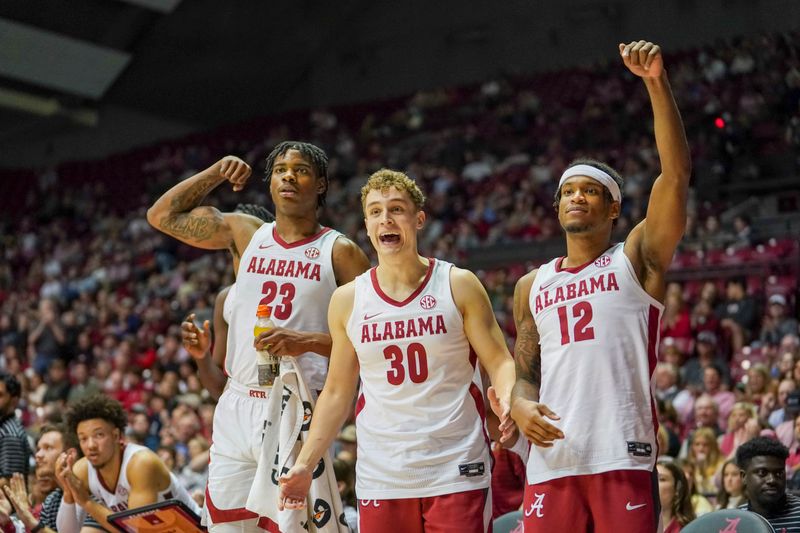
[246,360,348,533]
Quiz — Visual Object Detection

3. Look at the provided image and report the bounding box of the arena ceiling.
[0,0,797,164]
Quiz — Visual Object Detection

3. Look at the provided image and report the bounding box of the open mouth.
[379,233,400,244]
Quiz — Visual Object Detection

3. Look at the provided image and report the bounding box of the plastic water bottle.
[253,304,280,386]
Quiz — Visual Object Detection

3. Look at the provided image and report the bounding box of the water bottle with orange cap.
[253,304,280,386]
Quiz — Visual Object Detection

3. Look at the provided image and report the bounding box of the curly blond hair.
[360,169,426,211]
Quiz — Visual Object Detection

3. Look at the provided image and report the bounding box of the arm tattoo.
[511,310,542,403]
[168,175,222,213]
[159,211,224,242]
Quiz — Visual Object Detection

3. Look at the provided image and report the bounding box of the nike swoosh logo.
[258,244,274,249]
[626,502,647,511]
[539,279,559,291]
[363,313,382,320]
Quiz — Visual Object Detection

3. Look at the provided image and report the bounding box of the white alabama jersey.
[525,243,663,484]
[87,443,200,514]
[347,259,491,499]
[228,222,340,390]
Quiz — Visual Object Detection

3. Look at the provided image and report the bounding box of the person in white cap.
[761,294,798,347]
[511,39,691,532]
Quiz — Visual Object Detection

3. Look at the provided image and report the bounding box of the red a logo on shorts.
[305,247,320,259]
[524,493,545,518]
[718,517,740,533]
[420,295,437,310]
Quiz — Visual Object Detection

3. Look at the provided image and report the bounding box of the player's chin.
[563,222,593,234]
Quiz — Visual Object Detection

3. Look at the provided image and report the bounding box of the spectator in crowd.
[0,423,73,533]
[0,372,31,486]
[702,364,736,431]
[716,278,757,353]
[716,459,746,510]
[27,300,65,376]
[718,402,758,458]
[657,459,696,533]
[769,379,798,428]
[687,427,726,498]
[737,437,800,532]
[65,362,101,404]
[333,459,358,533]
[761,294,799,347]
[678,459,714,517]
[745,364,775,407]
[684,394,722,444]
[683,331,729,390]
[655,362,681,404]
[42,360,70,406]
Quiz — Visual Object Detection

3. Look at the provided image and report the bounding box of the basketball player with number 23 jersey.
[148,142,369,532]
[511,40,692,533]
[279,169,517,533]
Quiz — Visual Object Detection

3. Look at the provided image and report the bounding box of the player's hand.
[278,465,312,511]
[3,473,36,526]
[511,399,564,448]
[619,40,663,78]
[254,327,312,357]
[488,386,516,444]
[0,486,12,525]
[57,450,90,506]
[181,313,211,360]
[218,156,252,192]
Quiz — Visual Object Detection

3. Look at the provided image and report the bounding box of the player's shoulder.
[127,447,170,479]
[332,235,371,283]
[515,268,540,293]
[332,234,367,260]
[331,279,357,304]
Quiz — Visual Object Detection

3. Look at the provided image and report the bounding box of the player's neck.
[98,444,124,492]
[563,233,612,269]
[375,254,430,297]
[273,213,322,243]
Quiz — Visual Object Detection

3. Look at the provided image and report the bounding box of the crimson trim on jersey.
[205,486,258,523]
[355,393,366,418]
[647,304,661,458]
[271,225,331,249]
[468,382,494,470]
[554,244,617,273]
[369,258,436,307]
[555,255,595,274]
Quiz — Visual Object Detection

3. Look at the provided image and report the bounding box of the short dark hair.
[65,395,127,435]
[0,371,21,398]
[38,422,78,450]
[736,437,788,471]
[263,141,329,208]
[234,203,275,223]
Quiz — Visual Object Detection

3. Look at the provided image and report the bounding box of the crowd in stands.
[0,30,799,531]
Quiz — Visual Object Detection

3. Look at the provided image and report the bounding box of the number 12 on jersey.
[557,301,595,345]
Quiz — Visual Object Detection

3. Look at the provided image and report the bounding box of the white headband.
[558,164,621,203]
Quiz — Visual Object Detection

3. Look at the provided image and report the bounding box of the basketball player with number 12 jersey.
[279,169,517,533]
[511,40,692,533]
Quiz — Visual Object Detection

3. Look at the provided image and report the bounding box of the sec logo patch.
[420,295,437,310]
[594,255,611,267]
[305,247,320,259]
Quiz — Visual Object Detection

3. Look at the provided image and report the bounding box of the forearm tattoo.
[159,211,224,241]
[168,175,221,213]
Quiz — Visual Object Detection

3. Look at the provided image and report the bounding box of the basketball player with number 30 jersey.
[278,169,517,533]
[511,40,691,533]
[148,142,369,533]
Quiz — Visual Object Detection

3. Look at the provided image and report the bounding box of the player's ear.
[416,210,426,229]
[609,200,621,220]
